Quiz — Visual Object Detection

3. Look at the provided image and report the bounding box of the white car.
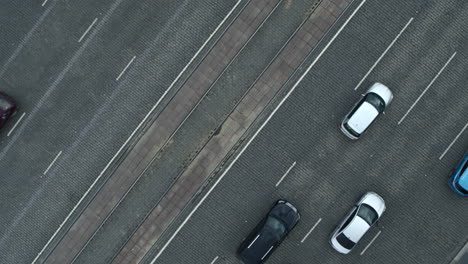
[340,83,393,140]
[330,192,386,254]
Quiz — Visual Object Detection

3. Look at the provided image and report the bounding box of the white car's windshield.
[357,204,378,225]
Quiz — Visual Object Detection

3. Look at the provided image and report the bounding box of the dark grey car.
[237,200,300,264]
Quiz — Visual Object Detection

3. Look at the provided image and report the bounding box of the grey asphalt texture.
[0,0,466,263]
[152,0,468,264]
[74,1,316,263]
[0,0,242,263]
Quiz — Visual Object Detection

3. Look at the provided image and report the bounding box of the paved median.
[111,0,353,263]
[42,0,283,263]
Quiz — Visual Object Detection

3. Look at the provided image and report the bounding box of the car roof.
[347,102,379,134]
[0,96,13,111]
[342,216,370,243]
[269,203,299,230]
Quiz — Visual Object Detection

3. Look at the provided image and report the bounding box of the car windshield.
[455,181,468,195]
[265,216,287,236]
[365,93,385,113]
[344,122,360,137]
[357,204,378,226]
[336,233,355,250]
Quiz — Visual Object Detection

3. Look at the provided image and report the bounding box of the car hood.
[342,216,370,243]
[359,192,386,216]
[269,203,300,230]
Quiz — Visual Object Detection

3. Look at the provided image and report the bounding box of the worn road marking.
[7,112,26,137]
[116,56,136,81]
[150,0,369,261]
[398,52,456,125]
[78,18,98,43]
[360,230,381,255]
[354,17,413,91]
[301,218,322,243]
[439,121,468,160]
[43,151,63,175]
[275,161,296,187]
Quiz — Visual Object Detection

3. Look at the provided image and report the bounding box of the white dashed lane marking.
[354,17,414,91]
[398,52,457,125]
[275,161,296,187]
[78,18,98,43]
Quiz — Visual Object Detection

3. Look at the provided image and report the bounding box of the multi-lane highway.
[0,0,466,263]
[0,0,242,263]
[150,0,468,263]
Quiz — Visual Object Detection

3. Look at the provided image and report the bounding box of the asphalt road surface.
[0,0,466,263]
[0,0,242,263]
[152,0,468,263]
[72,1,319,263]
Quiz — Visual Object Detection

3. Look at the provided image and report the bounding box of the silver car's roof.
[342,216,370,243]
[347,102,379,134]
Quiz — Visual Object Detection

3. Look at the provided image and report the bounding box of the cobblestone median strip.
[42,0,282,263]
[113,0,353,263]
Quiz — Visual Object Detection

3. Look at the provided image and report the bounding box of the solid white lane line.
[398,52,457,125]
[209,256,219,264]
[275,161,296,187]
[150,1,368,261]
[354,17,413,91]
[300,218,322,243]
[116,56,136,81]
[360,230,382,255]
[7,112,26,137]
[41,0,49,7]
[450,241,468,264]
[439,121,468,160]
[78,18,98,43]
[43,151,62,175]
[167,0,242,93]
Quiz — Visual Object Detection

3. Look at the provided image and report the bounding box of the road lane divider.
[43,151,63,176]
[78,18,98,43]
[210,256,219,264]
[7,112,26,137]
[439,121,468,160]
[354,17,414,91]
[300,218,322,243]
[360,230,381,255]
[275,161,296,187]
[398,51,456,125]
[116,56,136,81]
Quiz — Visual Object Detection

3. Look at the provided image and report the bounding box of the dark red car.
[0,92,17,129]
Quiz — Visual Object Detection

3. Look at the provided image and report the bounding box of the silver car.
[330,192,386,254]
[340,83,393,140]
